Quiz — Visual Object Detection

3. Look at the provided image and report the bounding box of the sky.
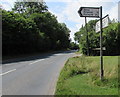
[0,0,120,42]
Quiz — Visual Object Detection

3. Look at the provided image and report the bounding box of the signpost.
[96,15,109,32]
[99,6,104,81]
[93,47,106,50]
[85,17,89,56]
[78,6,105,81]
[78,7,100,56]
[78,7,100,18]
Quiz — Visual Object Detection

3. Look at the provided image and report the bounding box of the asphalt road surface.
[1,51,76,95]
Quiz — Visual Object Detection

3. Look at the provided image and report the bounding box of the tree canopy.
[74,19,120,56]
[2,1,71,56]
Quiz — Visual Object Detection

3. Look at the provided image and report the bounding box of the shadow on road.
[2,50,76,64]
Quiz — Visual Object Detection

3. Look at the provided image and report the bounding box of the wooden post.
[100,6,104,81]
[85,17,89,56]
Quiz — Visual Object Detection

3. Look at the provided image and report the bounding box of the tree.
[2,10,40,55]
[2,1,71,56]
[12,1,48,16]
[103,23,120,55]
[69,42,79,50]
[74,20,98,55]
[75,19,120,56]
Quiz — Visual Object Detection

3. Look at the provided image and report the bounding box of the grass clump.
[58,56,88,81]
[55,56,118,95]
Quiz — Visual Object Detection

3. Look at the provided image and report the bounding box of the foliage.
[103,23,120,55]
[74,19,120,55]
[55,56,118,95]
[69,42,79,50]
[12,1,48,15]
[2,2,70,56]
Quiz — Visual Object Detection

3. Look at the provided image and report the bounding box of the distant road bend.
[2,51,76,95]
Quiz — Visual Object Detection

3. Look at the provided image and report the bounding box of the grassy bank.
[55,56,118,95]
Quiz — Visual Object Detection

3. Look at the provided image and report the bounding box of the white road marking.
[29,59,45,65]
[54,54,64,56]
[0,69,16,76]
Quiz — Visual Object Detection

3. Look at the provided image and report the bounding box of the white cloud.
[77,0,119,3]
[1,3,11,10]
[76,23,82,30]
[49,1,119,42]
[62,2,80,23]
[119,2,120,22]
[45,0,119,2]
[107,3,118,21]
[69,27,77,42]
[1,0,16,10]
[49,10,67,22]
[69,23,82,42]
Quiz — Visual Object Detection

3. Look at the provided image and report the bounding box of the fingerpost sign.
[96,15,109,33]
[78,6,104,81]
[78,7,100,18]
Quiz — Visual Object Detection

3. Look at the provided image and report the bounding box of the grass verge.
[55,56,118,95]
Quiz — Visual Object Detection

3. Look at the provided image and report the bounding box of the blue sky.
[1,0,120,42]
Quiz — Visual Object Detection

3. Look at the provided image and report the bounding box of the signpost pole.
[100,6,104,81]
[78,6,105,81]
[85,17,89,56]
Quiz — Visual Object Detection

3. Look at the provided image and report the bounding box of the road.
[1,51,76,95]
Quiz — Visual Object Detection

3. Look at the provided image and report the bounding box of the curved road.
[2,51,76,95]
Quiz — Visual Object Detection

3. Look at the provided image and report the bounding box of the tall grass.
[55,56,118,95]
